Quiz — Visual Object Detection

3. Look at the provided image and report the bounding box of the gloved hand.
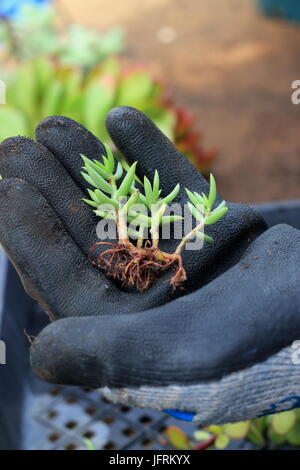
[0,107,299,425]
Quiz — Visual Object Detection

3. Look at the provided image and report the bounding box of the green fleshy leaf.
[87,188,100,203]
[91,188,118,208]
[114,161,123,180]
[201,192,210,209]
[185,188,203,208]
[82,164,113,194]
[82,198,99,208]
[103,143,115,173]
[122,189,140,212]
[196,231,214,243]
[161,215,183,224]
[153,170,160,198]
[116,162,137,197]
[205,206,228,225]
[144,176,154,207]
[94,209,116,220]
[208,173,217,208]
[212,200,226,212]
[129,211,152,227]
[138,192,147,206]
[81,171,99,188]
[81,155,112,181]
[160,183,180,205]
[187,202,204,222]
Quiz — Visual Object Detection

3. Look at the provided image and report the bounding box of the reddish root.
[89,242,187,292]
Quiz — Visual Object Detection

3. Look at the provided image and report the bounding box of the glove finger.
[0,178,117,319]
[106,106,208,199]
[102,345,300,425]
[35,115,107,193]
[0,136,104,252]
[30,225,300,388]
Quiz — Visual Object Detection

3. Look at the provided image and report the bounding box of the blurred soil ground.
[60,0,300,203]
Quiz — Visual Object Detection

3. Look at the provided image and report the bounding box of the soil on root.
[89,241,187,291]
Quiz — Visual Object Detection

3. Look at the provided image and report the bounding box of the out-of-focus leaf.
[83,438,96,450]
[267,427,286,445]
[33,58,55,98]
[271,411,296,435]
[165,426,192,450]
[207,425,222,435]
[116,71,154,106]
[214,434,230,449]
[82,77,116,139]
[194,430,211,442]
[41,80,65,117]
[6,62,37,120]
[223,421,250,440]
[286,421,300,446]
[0,106,29,141]
[60,72,83,121]
[247,421,266,447]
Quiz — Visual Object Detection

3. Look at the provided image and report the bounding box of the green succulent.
[0,4,124,66]
[81,147,182,247]
[81,145,227,255]
[0,56,215,173]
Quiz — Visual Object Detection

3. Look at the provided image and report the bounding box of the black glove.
[1,107,299,424]
[0,107,264,317]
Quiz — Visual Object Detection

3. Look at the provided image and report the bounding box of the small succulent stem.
[117,209,128,243]
[175,220,205,255]
[150,215,159,249]
[150,203,167,249]
[151,229,159,248]
[137,224,145,248]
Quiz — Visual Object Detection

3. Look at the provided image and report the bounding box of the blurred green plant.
[0,57,216,173]
[83,438,96,450]
[165,409,300,450]
[0,3,124,68]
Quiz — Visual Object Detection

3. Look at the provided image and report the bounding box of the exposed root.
[89,242,187,292]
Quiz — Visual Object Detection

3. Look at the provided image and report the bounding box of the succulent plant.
[81,145,227,291]
[0,57,216,174]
